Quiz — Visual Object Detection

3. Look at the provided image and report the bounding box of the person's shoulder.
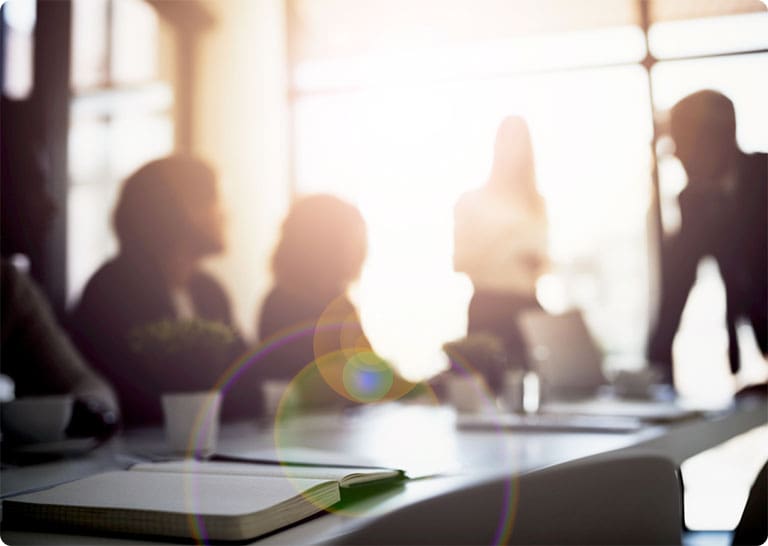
[454,187,490,216]
[456,187,485,205]
[189,269,233,318]
[741,152,767,178]
[70,257,132,318]
[257,286,330,341]
[260,286,285,313]
[737,152,767,200]
[189,269,228,297]
[77,258,123,298]
[744,151,767,161]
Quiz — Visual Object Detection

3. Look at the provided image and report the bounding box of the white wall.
[193,0,289,340]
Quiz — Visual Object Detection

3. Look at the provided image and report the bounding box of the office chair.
[329,452,682,545]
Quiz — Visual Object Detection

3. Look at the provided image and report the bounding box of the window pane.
[2,0,35,99]
[295,65,653,379]
[68,116,110,188]
[106,114,173,181]
[295,25,646,92]
[67,180,121,305]
[111,0,159,85]
[291,0,642,65]
[649,13,768,59]
[67,112,173,303]
[71,0,108,90]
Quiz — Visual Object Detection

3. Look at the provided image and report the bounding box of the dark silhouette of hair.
[670,89,736,146]
[272,194,366,299]
[488,116,544,214]
[113,155,221,259]
[669,90,739,190]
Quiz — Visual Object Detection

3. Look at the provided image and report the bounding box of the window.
[288,2,768,390]
[291,17,652,380]
[1,0,35,99]
[67,0,174,304]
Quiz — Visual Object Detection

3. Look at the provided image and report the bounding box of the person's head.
[113,155,224,262]
[670,90,738,183]
[489,116,542,211]
[1,97,55,259]
[272,194,367,299]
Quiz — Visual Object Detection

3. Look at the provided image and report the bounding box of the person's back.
[71,257,236,425]
[258,284,344,382]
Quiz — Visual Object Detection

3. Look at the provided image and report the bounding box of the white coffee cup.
[161,391,221,456]
[0,395,74,443]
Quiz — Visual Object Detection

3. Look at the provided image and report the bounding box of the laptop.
[517,309,607,398]
[517,309,703,423]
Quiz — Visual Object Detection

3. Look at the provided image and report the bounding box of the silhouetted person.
[648,91,767,385]
[258,194,403,408]
[1,97,118,435]
[453,116,549,382]
[69,156,243,426]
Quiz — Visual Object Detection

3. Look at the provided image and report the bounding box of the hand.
[65,397,120,441]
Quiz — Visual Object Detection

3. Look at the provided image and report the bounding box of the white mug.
[161,391,221,456]
[0,395,74,443]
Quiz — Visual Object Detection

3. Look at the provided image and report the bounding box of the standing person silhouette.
[648,90,767,386]
[453,116,549,381]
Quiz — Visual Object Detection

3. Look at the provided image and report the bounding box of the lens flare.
[342,350,395,402]
[173,305,522,544]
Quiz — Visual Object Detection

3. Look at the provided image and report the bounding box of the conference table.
[1,395,766,545]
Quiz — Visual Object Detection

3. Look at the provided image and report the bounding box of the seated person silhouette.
[69,156,245,426]
[1,97,118,441]
[648,90,767,386]
[257,195,407,411]
[453,116,549,386]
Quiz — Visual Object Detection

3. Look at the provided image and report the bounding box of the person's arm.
[4,265,118,412]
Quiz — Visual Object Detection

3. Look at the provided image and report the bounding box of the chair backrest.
[329,453,682,545]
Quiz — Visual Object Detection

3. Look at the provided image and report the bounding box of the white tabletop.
[2,398,766,545]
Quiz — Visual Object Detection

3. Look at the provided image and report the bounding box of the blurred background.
[2,0,767,398]
[2,0,768,533]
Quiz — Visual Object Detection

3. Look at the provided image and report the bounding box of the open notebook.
[3,460,404,541]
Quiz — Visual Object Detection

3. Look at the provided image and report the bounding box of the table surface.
[2,398,766,545]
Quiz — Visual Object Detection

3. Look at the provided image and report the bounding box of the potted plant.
[128,319,240,393]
